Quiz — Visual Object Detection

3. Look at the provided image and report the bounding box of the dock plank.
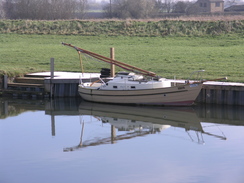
[15,77,45,84]
[8,83,44,88]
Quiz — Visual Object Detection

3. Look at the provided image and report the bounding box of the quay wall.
[196,84,244,105]
[47,81,244,106]
[1,74,244,106]
[45,79,80,98]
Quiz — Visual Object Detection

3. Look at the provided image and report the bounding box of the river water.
[0,98,244,183]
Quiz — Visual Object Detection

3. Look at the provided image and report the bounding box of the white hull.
[78,83,203,106]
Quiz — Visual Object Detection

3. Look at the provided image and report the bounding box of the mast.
[62,42,156,77]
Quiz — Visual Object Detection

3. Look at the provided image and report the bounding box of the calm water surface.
[0,98,244,183]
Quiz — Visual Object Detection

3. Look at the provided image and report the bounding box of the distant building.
[196,0,224,13]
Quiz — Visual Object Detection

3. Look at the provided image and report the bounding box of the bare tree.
[76,0,88,19]
[155,0,175,13]
[103,0,158,19]
[3,0,16,19]
[186,2,200,15]
[14,0,31,19]
[172,1,187,13]
[0,0,5,18]
[132,0,157,18]
[163,0,175,13]
[36,0,51,20]
[2,0,78,20]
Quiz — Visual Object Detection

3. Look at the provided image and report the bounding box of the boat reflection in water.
[63,102,228,152]
[1,98,241,152]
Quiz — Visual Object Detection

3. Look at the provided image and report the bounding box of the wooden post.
[110,48,115,77]
[50,58,54,79]
[111,125,116,144]
[50,58,54,98]
[3,75,8,89]
[79,122,85,146]
[3,101,8,116]
[51,114,55,136]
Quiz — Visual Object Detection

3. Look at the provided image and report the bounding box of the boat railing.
[187,70,205,83]
[79,74,83,84]
[187,70,228,84]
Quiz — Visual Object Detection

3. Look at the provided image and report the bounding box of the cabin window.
[113,86,118,89]
[204,3,207,7]
[215,2,220,7]
[131,86,136,89]
[200,2,202,7]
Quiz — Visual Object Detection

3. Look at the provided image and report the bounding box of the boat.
[79,71,203,106]
[62,43,225,106]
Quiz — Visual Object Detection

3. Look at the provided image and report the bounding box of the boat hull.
[78,83,203,106]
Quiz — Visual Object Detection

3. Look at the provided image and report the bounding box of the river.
[0,98,244,183]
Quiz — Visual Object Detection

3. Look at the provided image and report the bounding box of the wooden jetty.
[196,81,244,105]
[1,72,244,106]
[0,72,100,98]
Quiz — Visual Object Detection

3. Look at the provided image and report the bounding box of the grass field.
[0,33,244,82]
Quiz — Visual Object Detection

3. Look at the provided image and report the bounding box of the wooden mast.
[62,42,156,77]
[110,47,115,77]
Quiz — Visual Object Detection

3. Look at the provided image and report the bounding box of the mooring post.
[110,48,115,77]
[109,63,116,144]
[51,114,55,136]
[50,58,54,79]
[3,101,8,116]
[111,125,116,144]
[3,75,8,89]
[50,58,54,98]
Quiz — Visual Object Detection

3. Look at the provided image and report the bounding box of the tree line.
[0,0,216,20]
[103,0,200,19]
[0,0,88,19]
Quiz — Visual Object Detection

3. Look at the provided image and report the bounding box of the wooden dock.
[0,72,100,98]
[1,72,244,106]
[196,81,244,105]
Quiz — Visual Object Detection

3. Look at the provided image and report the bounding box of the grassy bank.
[0,33,244,82]
[1,19,244,37]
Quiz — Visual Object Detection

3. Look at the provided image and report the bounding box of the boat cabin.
[98,72,172,90]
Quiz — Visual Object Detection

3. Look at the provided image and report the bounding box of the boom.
[62,42,156,77]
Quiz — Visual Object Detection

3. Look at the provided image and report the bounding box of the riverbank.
[1,34,244,82]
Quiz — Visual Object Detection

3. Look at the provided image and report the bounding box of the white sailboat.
[79,71,203,106]
[62,43,224,106]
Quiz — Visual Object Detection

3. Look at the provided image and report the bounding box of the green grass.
[1,33,244,82]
